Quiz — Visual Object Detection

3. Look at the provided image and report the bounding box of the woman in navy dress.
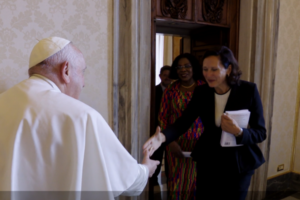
[144,46,266,200]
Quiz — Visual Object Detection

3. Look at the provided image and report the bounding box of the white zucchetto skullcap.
[29,37,71,68]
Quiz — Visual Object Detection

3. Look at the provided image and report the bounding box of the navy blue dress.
[162,80,266,200]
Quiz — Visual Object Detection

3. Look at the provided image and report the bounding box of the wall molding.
[248,0,280,199]
[267,171,292,180]
[267,171,300,180]
[161,0,188,19]
[113,0,151,199]
[202,0,225,23]
[239,0,280,199]
[291,58,300,171]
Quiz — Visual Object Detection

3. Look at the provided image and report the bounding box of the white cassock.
[0,75,148,200]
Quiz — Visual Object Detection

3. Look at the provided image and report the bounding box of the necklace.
[181,82,196,89]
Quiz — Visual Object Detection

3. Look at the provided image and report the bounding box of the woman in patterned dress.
[158,53,204,200]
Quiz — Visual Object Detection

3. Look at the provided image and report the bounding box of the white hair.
[29,42,80,76]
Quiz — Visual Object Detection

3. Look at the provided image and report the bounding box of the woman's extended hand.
[221,113,242,136]
[143,126,166,156]
[168,141,184,159]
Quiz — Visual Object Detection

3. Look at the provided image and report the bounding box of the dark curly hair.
[169,53,203,81]
[203,46,242,85]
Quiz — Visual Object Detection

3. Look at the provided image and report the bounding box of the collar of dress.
[31,74,61,93]
[173,79,204,90]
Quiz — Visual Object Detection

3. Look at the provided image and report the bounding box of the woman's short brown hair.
[203,46,242,85]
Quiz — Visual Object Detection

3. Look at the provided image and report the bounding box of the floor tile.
[291,192,300,199]
[281,196,299,200]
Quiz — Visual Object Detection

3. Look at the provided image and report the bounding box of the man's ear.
[60,61,71,84]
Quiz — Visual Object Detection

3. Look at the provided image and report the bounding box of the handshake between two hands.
[142,127,166,177]
[142,114,243,177]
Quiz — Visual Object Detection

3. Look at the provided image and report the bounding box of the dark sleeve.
[154,86,162,128]
[236,84,267,145]
[150,144,164,179]
[162,86,202,145]
[150,87,166,179]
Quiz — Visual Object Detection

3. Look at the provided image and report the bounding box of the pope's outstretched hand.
[142,149,160,177]
[143,126,166,157]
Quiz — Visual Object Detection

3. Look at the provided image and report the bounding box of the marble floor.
[153,182,300,200]
[156,153,300,200]
[281,192,300,200]
[152,191,300,200]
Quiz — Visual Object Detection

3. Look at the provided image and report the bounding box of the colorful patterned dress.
[159,80,204,200]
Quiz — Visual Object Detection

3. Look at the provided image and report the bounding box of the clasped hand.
[142,126,166,177]
[142,148,160,177]
[143,126,166,157]
[221,113,241,136]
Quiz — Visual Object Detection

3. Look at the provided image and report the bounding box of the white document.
[182,151,191,158]
[220,109,250,147]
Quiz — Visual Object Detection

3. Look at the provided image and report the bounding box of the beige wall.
[268,0,300,177]
[0,0,113,125]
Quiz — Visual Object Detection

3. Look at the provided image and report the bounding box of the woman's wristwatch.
[235,127,243,137]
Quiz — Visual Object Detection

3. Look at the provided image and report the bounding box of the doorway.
[151,0,240,134]
[155,34,192,85]
[150,0,240,199]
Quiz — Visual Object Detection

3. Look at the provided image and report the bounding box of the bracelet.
[235,128,243,137]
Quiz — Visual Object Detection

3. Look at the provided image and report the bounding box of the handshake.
[141,127,166,177]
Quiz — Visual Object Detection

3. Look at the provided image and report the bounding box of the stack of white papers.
[220,109,250,147]
[182,151,191,158]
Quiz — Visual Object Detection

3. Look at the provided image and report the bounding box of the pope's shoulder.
[0,77,106,124]
[47,92,109,126]
[54,92,101,117]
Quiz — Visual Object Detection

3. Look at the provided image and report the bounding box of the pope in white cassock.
[0,37,159,200]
